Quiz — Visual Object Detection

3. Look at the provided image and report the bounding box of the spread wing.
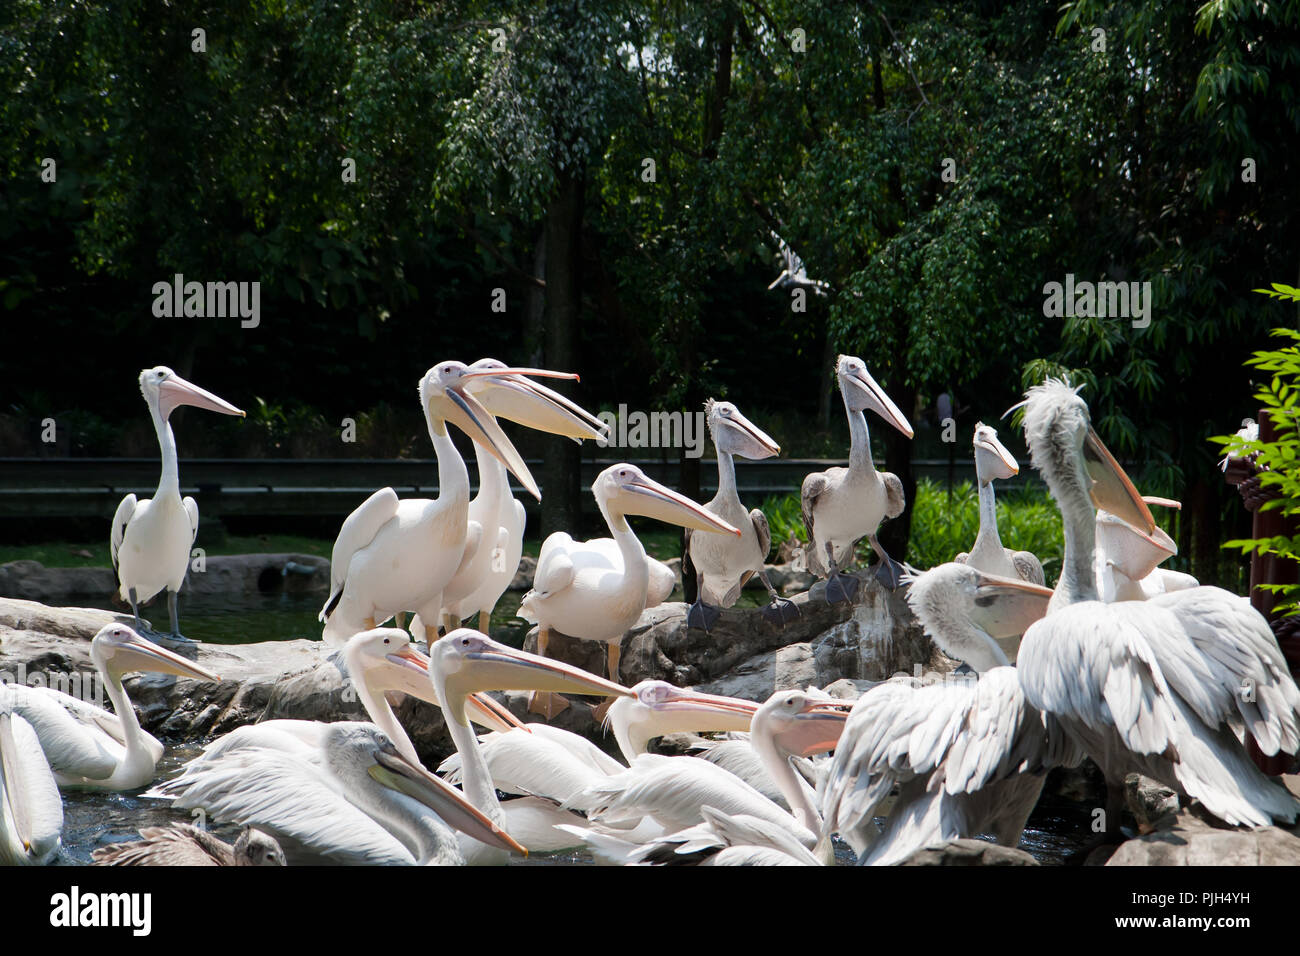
[321,487,400,622]
[110,494,137,572]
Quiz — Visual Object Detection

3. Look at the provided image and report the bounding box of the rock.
[508,555,538,591]
[1124,773,1179,829]
[1105,807,1300,866]
[900,839,1040,866]
[0,554,330,602]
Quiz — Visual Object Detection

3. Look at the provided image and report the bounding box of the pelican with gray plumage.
[685,399,797,631]
[801,356,914,600]
[92,824,286,866]
[954,422,1045,585]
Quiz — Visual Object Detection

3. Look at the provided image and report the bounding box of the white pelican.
[111,366,245,639]
[801,355,914,599]
[520,464,740,691]
[821,562,1077,865]
[954,422,1045,585]
[151,722,525,865]
[438,357,610,633]
[1095,497,1197,601]
[685,399,797,631]
[0,688,63,865]
[8,623,219,792]
[92,824,286,866]
[1015,380,1300,830]
[320,362,575,647]
[428,628,634,863]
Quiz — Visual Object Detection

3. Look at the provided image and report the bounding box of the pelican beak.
[468,693,530,734]
[466,366,608,443]
[0,712,33,855]
[773,701,851,757]
[158,374,245,421]
[1083,428,1155,533]
[369,743,527,856]
[436,633,633,726]
[721,409,781,460]
[651,687,758,733]
[618,474,741,536]
[114,634,221,682]
[845,366,914,438]
[438,384,542,501]
[1143,496,1182,511]
[378,647,523,733]
[974,427,1019,480]
[969,570,1055,638]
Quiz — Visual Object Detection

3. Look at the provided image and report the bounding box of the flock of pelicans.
[1,355,1298,867]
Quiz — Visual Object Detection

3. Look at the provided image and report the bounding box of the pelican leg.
[127,587,144,632]
[868,535,906,591]
[757,571,800,626]
[823,542,860,605]
[607,640,622,684]
[477,607,493,634]
[686,599,722,633]
[393,611,407,632]
[528,628,567,720]
[166,590,194,642]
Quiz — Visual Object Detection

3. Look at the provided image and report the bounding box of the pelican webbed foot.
[686,600,722,633]
[760,597,801,626]
[824,572,860,605]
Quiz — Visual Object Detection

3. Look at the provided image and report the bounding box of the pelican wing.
[438,727,607,808]
[183,496,199,547]
[750,508,772,563]
[0,709,64,864]
[1011,550,1045,586]
[882,472,905,520]
[322,488,400,621]
[151,746,415,865]
[452,519,485,582]
[110,494,137,573]
[7,684,129,779]
[530,532,577,597]
[93,824,229,866]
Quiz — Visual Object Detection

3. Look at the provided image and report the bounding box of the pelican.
[320,362,579,647]
[1015,380,1300,830]
[111,366,245,639]
[821,562,1077,865]
[767,230,831,296]
[151,722,525,865]
[92,824,286,866]
[1096,497,1197,601]
[438,357,609,633]
[0,688,63,865]
[428,628,634,863]
[520,464,740,692]
[190,628,524,769]
[801,355,914,599]
[685,399,797,631]
[8,623,219,792]
[954,422,1045,585]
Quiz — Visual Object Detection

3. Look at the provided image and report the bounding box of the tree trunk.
[877,381,917,564]
[540,171,584,538]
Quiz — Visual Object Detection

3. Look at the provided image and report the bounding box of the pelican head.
[465,358,609,443]
[322,722,526,856]
[906,563,1054,671]
[91,623,221,682]
[606,680,758,758]
[342,628,525,735]
[232,827,287,866]
[430,629,633,727]
[419,361,541,500]
[1022,379,1154,534]
[752,690,851,758]
[705,400,780,460]
[139,366,245,421]
[594,464,741,536]
[973,422,1018,484]
[835,355,914,438]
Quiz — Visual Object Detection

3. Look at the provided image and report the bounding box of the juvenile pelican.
[1015,380,1300,830]
[150,722,525,865]
[111,367,245,639]
[954,423,1045,585]
[820,562,1077,865]
[320,362,575,647]
[520,464,740,692]
[685,400,797,631]
[439,358,610,633]
[801,356,914,600]
[8,623,219,792]
[92,824,286,866]
[0,688,63,865]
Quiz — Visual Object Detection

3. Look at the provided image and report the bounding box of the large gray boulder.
[900,839,1040,866]
[1105,807,1300,866]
